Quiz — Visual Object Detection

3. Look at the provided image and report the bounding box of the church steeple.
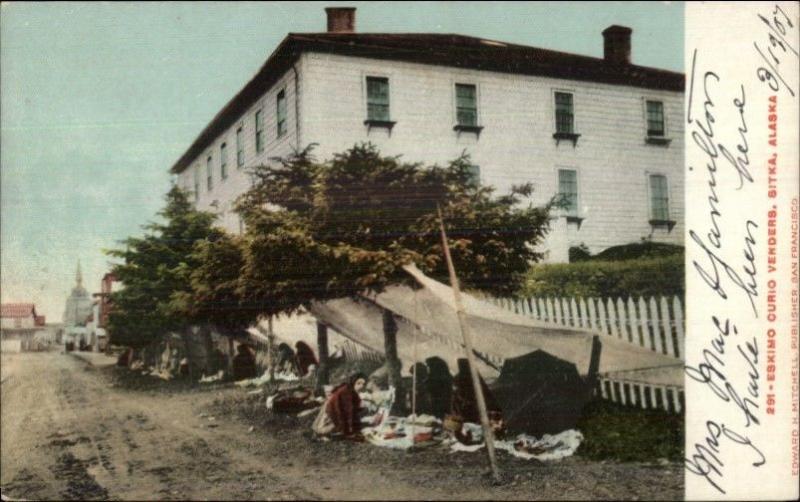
[76,260,83,288]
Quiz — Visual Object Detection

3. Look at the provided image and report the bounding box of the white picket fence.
[329,295,687,413]
[489,295,685,360]
[488,295,685,413]
[598,376,684,413]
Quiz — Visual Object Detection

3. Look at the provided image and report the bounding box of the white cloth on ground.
[448,428,584,461]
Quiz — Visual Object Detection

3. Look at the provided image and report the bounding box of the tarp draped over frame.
[309,264,683,386]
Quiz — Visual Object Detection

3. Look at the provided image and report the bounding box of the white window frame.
[276,88,288,138]
[206,153,213,191]
[193,165,200,200]
[551,88,578,134]
[220,141,228,180]
[364,75,391,122]
[254,108,264,153]
[642,97,669,138]
[645,171,672,221]
[452,80,481,127]
[555,166,581,217]
[236,124,244,168]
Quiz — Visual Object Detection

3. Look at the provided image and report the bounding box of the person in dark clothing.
[408,363,431,415]
[276,343,296,373]
[451,358,502,424]
[425,356,453,418]
[232,344,257,381]
[294,341,318,377]
[312,372,367,438]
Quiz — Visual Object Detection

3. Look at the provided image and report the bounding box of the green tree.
[236,143,553,398]
[107,186,222,376]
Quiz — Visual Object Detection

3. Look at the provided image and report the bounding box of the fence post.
[627,297,641,346]
[673,296,685,359]
[597,298,608,335]
[660,296,676,357]
[606,298,619,338]
[638,297,652,350]
[671,387,682,413]
[555,298,564,325]
[614,298,626,342]
[568,298,577,327]
[577,298,587,328]
[649,297,664,354]
[587,298,597,332]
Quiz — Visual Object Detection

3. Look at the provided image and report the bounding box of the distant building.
[63,261,93,328]
[1,303,51,351]
[171,7,684,261]
[1,303,37,330]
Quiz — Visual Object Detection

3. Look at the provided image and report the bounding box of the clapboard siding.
[177,65,301,234]
[301,52,684,260]
[178,51,684,260]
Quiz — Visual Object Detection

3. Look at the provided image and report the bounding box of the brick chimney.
[602,25,632,65]
[326,7,356,33]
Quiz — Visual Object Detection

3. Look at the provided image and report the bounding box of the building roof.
[1,303,37,319]
[171,32,685,174]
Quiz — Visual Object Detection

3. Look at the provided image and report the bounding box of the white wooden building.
[172,8,684,262]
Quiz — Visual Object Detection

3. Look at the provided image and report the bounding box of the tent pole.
[411,289,418,445]
[437,206,501,484]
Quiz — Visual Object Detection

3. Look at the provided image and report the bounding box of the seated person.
[312,373,367,439]
[451,358,504,436]
[425,357,453,418]
[276,343,296,374]
[294,341,318,377]
[232,344,257,381]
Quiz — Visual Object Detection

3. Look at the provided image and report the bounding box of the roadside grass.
[576,399,684,462]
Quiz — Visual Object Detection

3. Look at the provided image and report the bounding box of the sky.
[0,1,683,321]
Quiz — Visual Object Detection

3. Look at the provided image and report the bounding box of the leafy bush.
[520,254,684,298]
[590,242,683,262]
[568,244,592,263]
[577,399,683,462]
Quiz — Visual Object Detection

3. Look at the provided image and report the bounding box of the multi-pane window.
[276,90,287,137]
[220,143,228,180]
[455,83,478,126]
[236,127,244,167]
[555,92,574,134]
[366,77,390,121]
[193,165,200,199]
[558,169,578,216]
[255,110,264,153]
[206,155,213,191]
[646,100,665,136]
[466,164,481,184]
[649,174,669,220]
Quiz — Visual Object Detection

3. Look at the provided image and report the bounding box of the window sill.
[645,136,672,146]
[553,132,581,146]
[453,124,484,137]
[649,219,676,231]
[364,119,396,133]
[564,215,584,229]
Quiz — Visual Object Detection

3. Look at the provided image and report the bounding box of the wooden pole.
[267,315,276,381]
[437,206,501,483]
[316,321,330,394]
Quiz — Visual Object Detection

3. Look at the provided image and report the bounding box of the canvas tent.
[493,350,594,435]
[310,264,682,387]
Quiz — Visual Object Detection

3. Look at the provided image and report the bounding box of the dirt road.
[1,352,682,500]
